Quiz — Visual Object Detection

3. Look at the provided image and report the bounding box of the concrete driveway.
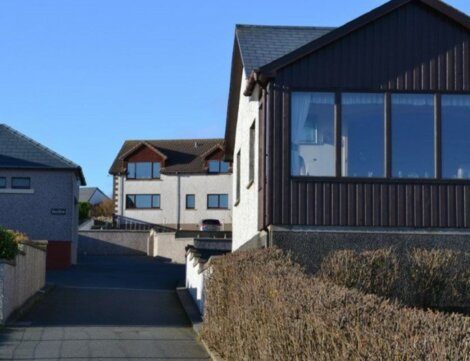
[0,256,210,360]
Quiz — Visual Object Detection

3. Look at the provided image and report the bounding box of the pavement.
[0,255,210,360]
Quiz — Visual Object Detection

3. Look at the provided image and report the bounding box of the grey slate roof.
[235,25,335,76]
[0,124,86,184]
[79,187,98,203]
[109,138,226,175]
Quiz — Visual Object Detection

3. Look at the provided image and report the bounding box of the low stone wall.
[0,242,47,324]
[78,230,150,256]
[149,231,194,263]
[270,226,470,274]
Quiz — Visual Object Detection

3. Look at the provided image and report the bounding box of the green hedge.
[0,227,20,260]
[202,248,469,361]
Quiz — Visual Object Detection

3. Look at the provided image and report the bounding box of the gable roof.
[258,0,470,76]
[236,25,334,77]
[79,187,109,203]
[109,138,227,175]
[119,141,168,161]
[0,124,86,184]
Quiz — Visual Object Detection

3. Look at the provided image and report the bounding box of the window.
[392,94,435,178]
[291,92,335,176]
[342,93,385,177]
[186,194,195,209]
[208,160,230,173]
[249,121,255,184]
[207,194,229,209]
[236,150,241,203]
[0,177,5,189]
[126,194,160,209]
[11,177,31,189]
[442,95,470,179]
[127,162,161,179]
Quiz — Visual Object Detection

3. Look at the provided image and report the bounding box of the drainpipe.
[176,172,181,230]
[120,174,124,217]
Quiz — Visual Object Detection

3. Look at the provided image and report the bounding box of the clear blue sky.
[1,0,468,194]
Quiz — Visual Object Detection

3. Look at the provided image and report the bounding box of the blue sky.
[1,0,468,194]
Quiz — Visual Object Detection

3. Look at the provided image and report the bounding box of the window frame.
[125,194,161,209]
[0,177,6,189]
[126,162,161,180]
[289,89,470,183]
[11,177,31,189]
[208,160,230,174]
[235,150,241,204]
[207,194,229,209]
[186,194,196,210]
[248,120,255,186]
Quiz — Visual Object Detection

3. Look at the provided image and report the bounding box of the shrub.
[79,202,91,222]
[0,227,20,260]
[319,248,470,309]
[90,199,114,218]
[201,248,470,361]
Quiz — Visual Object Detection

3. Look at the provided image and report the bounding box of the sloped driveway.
[0,256,209,360]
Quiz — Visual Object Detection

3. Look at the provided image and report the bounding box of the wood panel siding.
[263,2,470,229]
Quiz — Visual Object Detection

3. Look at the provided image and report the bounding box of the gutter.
[243,69,274,96]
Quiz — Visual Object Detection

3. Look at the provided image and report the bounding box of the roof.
[236,25,334,77]
[109,138,227,175]
[0,124,86,184]
[79,187,109,203]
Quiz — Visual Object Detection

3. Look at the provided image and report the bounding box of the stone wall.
[270,226,470,274]
[78,230,150,256]
[0,242,47,324]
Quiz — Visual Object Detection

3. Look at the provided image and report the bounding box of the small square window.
[12,177,30,189]
[186,194,195,209]
[207,194,229,209]
[0,177,6,189]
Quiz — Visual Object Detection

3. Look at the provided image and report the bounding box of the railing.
[112,215,175,232]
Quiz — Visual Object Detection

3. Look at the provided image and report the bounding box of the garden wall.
[0,242,47,324]
[78,230,150,256]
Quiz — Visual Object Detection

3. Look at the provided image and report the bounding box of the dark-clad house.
[225,0,470,261]
[0,124,86,269]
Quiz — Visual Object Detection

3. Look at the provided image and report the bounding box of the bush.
[319,248,470,309]
[201,248,470,361]
[90,199,114,218]
[79,202,91,222]
[0,227,20,260]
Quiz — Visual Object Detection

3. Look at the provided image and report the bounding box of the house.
[79,187,110,206]
[225,0,470,253]
[0,124,86,269]
[109,138,232,230]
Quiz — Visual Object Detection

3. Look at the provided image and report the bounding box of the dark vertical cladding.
[263,2,470,228]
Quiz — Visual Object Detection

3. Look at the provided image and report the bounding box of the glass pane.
[135,162,152,179]
[127,163,136,178]
[291,92,335,176]
[392,94,435,178]
[219,194,228,209]
[442,95,470,179]
[135,195,152,208]
[126,195,135,209]
[152,195,160,208]
[12,177,30,189]
[186,195,195,209]
[0,177,5,188]
[153,162,161,178]
[208,160,220,173]
[208,194,219,208]
[342,93,385,177]
[220,161,230,173]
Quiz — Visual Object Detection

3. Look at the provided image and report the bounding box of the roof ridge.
[124,138,224,143]
[0,123,79,169]
[236,24,336,30]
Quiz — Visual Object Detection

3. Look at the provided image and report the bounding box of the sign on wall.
[51,208,66,216]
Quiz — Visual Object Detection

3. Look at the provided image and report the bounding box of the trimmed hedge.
[0,227,21,260]
[319,248,470,309]
[202,248,470,361]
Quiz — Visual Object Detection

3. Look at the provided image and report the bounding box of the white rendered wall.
[232,72,260,250]
[185,252,206,314]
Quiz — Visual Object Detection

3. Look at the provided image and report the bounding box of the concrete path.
[0,256,210,360]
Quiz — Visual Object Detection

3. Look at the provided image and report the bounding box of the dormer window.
[208,160,230,173]
[127,162,161,179]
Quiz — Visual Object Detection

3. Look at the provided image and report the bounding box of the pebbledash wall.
[232,76,261,249]
[0,170,79,268]
[0,242,46,324]
[114,173,232,230]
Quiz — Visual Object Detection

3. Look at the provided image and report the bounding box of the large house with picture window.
[109,138,232,230]
[225,0,470,253]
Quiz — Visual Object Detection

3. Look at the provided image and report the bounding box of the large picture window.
[208,160,230,173]
[127,162,161,179]
[342,93,385,177]
[207,194,228,209]
[391,94,435,178]
[126,194,160,209]
[442,95,470,179]
[291,92,335,176]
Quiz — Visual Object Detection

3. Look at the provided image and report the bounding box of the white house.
[109,139,232,230]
